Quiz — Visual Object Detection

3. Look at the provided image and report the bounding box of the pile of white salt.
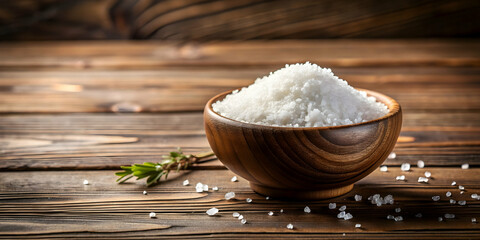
[212,62,388,127]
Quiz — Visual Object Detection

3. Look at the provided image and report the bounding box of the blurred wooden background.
[0,0,479,41]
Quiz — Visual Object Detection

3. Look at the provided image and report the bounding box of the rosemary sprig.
[115,148,215,186]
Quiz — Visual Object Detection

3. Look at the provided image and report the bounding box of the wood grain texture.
[1,0,479,40]
[204,89,402,199]
[0,169,479,238]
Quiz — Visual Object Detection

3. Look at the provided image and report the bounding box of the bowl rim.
[205,88,401,130]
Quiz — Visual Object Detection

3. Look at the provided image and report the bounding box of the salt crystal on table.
[459,185,465,190]
[238,215,244,220]
[203,184,209,191]
[380,166,388,172]
[395,208,401,213]
[387,215,394,220]
[206,207,218,216]
[280,209,284,213]
[446,191,452,197]
[241,219,247,224]
[424,171,431,178]
[451,181,457,186]
[458,200,466,205]
[355,223,361,228]
[461,191,464,194]
[304,206,311,213]
[339,205,347,211]
[183,180,189,186]
[196,183,204,192]
[444,213,455,219]
[337,211,346,219]
[461,163,469,169]
[432,196,440,201]
[354,195,362,201]
[401,163,410,171]
[83,180,89,185]
[231,176,238,182]
[438,217,443,222]
[472,218,478,223]
[225,192,235,200]
[266,196,270,200]
[212,186,219,191]
[417,160,425,168]
[388,152,396,159]
[415,213,423,218]
[450,199,456,204]
[149,212,156,218]
[344,213,353,220]
[394,216,403,222]
[233,212,240,218]
[396,175,405,181]
[286,223,294,230]
[143,191,148,195]
[418,177,429,183]
[246,198,252,203]
[268,211,274,216]
[329,203,337,209]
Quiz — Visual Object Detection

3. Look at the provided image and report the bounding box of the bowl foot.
[250,183,354,200]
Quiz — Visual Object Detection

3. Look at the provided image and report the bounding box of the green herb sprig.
[115,148,215,186]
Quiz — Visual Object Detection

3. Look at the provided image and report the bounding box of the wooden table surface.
[0,39,479,239]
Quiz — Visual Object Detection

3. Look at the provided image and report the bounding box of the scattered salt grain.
[388,152,396,159]
[344,213,353,220]
[286,223,294,230]
[83,180,89,185]
[266,196,270,200]
[233,212,240,218]
[212,62,388,127]
[246,198,252,203]
[450,199,456,204]
[241,219,247,224]
[432,196,440,201]
[451,181,457,186]
[339,205,347,211]
[472,218,477,223]
[459,185,465,190]
[206,207,218,216]
[268,211,274,216]
[394,216,403,222]
[355,223,361,228]
[231,176,238,182]
[438,217,443,222]
[354,194,362,201]
[203,184,209,192]
[380,166,388,172]
[395,208,401,213]
[396,175,405,181]
[280,209,284,213]
[417,160,425,168]
[329,203,337,209]
[304,206,311,213]
[461,163,470,169]
[418,177,429,183]
[225,192,235,200]
[472,193,480,200]
[337,211,346,219]
[444,213,455,219]
[461,191,465,194]
[458,200,466,206]
[424,171,431,178]
[387,215,394,220]
[183,180,189,186]
[195,182,204,192]
[446,191,452,197]
[149,212,156,218]
[401,163,410,172]
[212,186,219,191]
[238,215,244,220]
[415,213,423,218]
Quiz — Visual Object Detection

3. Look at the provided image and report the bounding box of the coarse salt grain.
[418,177,429,183]
[203,184,209,192]
[344,213,353,220]
[149,212,156,218]
[268,211,274,216]
[354,194,362,201]
[387,215,394,220]
[355,223,361,228]
[394,216,403,222]
[459,185,465,190]
[446,191,452,197]
[337,211,346,219]
[195,182,204,192]
[380,166,388,172]
[212,186,219,191]
[143,191,147,195]
[241,219,247,224]
[246,198,252,203]
[388,152,396,159]
[415,213,423,218]
[233,212,240,218]
[417,160,425,168]
[450,199,457,204]
[473,218,478,223]
[225,192,235,200]
[212,62,388,127]
[400,163,410,171]
[329,203,337,209]
[83,180,89,185]
[339,205,347,211]
[266,196,270,200]
[238,215,244,220]
[451,181,457,186]
[231,176,238,182]
[396,175,405,181]
[432,196,440,201]
[280,209,284,213]
[395,208,401,213]
[444,213,455,219]
[286,223,294,230]
[304,206,311,213]
[438,217,443,222]
[206,207,218,216]
[462,163,470,169]
[458,200,466,206]
[472,193,480,200]
[183,180,189,186]
[425,171,431,178]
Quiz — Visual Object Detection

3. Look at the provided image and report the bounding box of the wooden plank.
[0,168,479,238]
[0,40,479,70]
[1,0,479,41]
[0,67,479,113]
[0,113,479,170]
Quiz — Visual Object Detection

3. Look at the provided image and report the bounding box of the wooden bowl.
[204,89,402,200]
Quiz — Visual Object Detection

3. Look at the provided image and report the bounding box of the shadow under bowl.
[204,88,402,200]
